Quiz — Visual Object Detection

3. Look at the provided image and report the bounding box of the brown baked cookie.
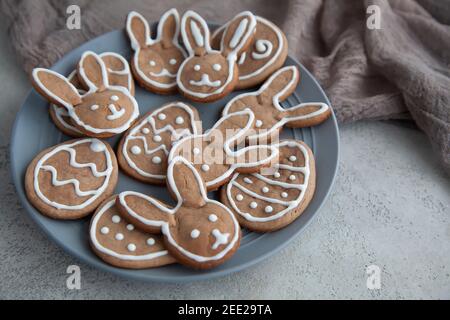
[25,138,118,219]
[117,156,241,269]
[117,102,201,184]
[212,15,288,89]
[90,195,175,269]
[176,10,256,102]
[222,66,331,143]
[32,51,139,138]
[220,140,316,232]
[126,9,187,94]
[50,53,135,137]
[168,109,278,191]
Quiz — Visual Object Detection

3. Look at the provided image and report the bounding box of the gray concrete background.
[0,19,449,299]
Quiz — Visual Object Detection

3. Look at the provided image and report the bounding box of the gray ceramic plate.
[10,29,339,283]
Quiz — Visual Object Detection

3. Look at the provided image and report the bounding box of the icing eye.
[194,64,201,71]
[208,214,218,222]
[131,146,142,155]
[169,58,177,65]
[190,229,200,239]
[213,63,221,71]
[150,60,156,66]
[146,238,155,246]
[110,95,119,101]
[115,233,124,241]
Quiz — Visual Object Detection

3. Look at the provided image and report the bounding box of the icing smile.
[189,74,222,88]
[107,104,125,120]
[150,68,177,78]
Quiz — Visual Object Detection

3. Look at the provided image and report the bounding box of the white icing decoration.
[250,201,258,209]
[90,104,99,111]
[190,20,204,47]
[126,224,134,231]
[208,214,218,222]
[238,52,246,65]
[153,135,162,142]
[190,229,200,239]
[262,187,269,193]
[90,199,169,261]
[244,177,253,184]
[255,120,263,128]
[158,113,166,120]
[175,116,184,124]
[146,238,155,245]
[289,155,297,161]
[193,147,201,155]
[274,172,281,178]
[265,206,273,213]
[236,194,244,201]
[150,68,177,78]
[281,192,288,198]
[152,156,162,164]
[201,164,210,172]
[100,227,109,234]
[111,95,119,101]
[150,60,156,66]
[142,127,150,134]
[289,175,296,181]
[251,39,273,60]
[112,215,121,223]
[51,104,82,134]
[229,18,249,49]
[189,74,222,87]
[213,63,221,71]
[33,139,113,210]
[115,233,124,241]
[131,146,141,155]
[194,64,201,71]
[127,243,136,252]
[106,104,125,121]
[169,59,177,65]
[211,229,230,250]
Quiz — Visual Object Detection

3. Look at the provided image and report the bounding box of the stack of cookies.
[26,9,331,270]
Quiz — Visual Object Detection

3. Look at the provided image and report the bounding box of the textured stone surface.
[0,19,448,300]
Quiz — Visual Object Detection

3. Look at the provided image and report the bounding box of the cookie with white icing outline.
[50,52,135,137]
[222,66,331,143]
[117,101,201,184]
[126,9,187,94]
[25,138,118,219]
[220,140,316,232]
[168,109,279,191]
[117,156,241,269]
[90,195,175,269]
[212,15,288,89]
[177,10,256,102]
[32,51,139,138]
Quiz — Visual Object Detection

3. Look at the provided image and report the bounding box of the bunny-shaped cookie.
[117,156,241,269]
[222,66,332,143]
[177,10,256,102]
[168,109,279,191]
[32,51,139,138]
[126,9,187,94]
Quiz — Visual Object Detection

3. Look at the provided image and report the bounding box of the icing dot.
[236,194,244,201]
[149,60,156,66]
[90,104,99,111]
[126,224,134,231]
[115,233,124,241]
[175,116,184,124]
[209,214,218,222]
[281,192,288,198]
[169,58,177,65]
[100,227,109,234]
[152,156,162,164]
[289,155,297,162]
[90,139,105,152]
[158,113,166,120]
[110,95,119,101]
[262,187,269,193]
[250,202,258,209]
[131,146,141,155]
[213,63,221,71]
[127,243,136,252]
[190,229,200,239]
[255,120,263,128]
[243,177,253,184]
[146,238,155,245]
[201,164,210,172]
[194,64,201,71]
[153,135,162,142]
[289,175,296,181]
[112,215,121,223]
[265,206,273,213]
[193,147,201,155]
[274,172,281,178]
[142,127,150,134]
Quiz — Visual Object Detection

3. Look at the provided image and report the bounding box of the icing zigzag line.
[128,136,169,155]
[232,181,292,206]
[62,147,109,177]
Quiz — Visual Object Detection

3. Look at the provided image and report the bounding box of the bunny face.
[117,156,241,269]
[169,109,279,191]
[127,10,187,93]
[177,10,256,102]
[32,51,139,138]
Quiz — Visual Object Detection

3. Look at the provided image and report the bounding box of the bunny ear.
[31,68,82,108]
[233,145,279,170]
[167,156,207,208]
[78,51,109,92]
[181,10,211,56]
[157,8,180,48]
[220,11,256,59]
[258,66,300,104]
[126,11,152,50]
[282,102,331,127]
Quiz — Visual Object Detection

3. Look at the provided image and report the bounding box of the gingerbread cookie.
[90,196,175,269]
[50,52,135,137]
[168,109,278,191]
[220,140,315,232]
[117,102,201,184]
[212,15,288,89]
[117,156,241,269]
[25,138,118,219]
[126,9,187,94]
[177,10,256,102]
[222,66,331,143]
[32,51,139,138]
